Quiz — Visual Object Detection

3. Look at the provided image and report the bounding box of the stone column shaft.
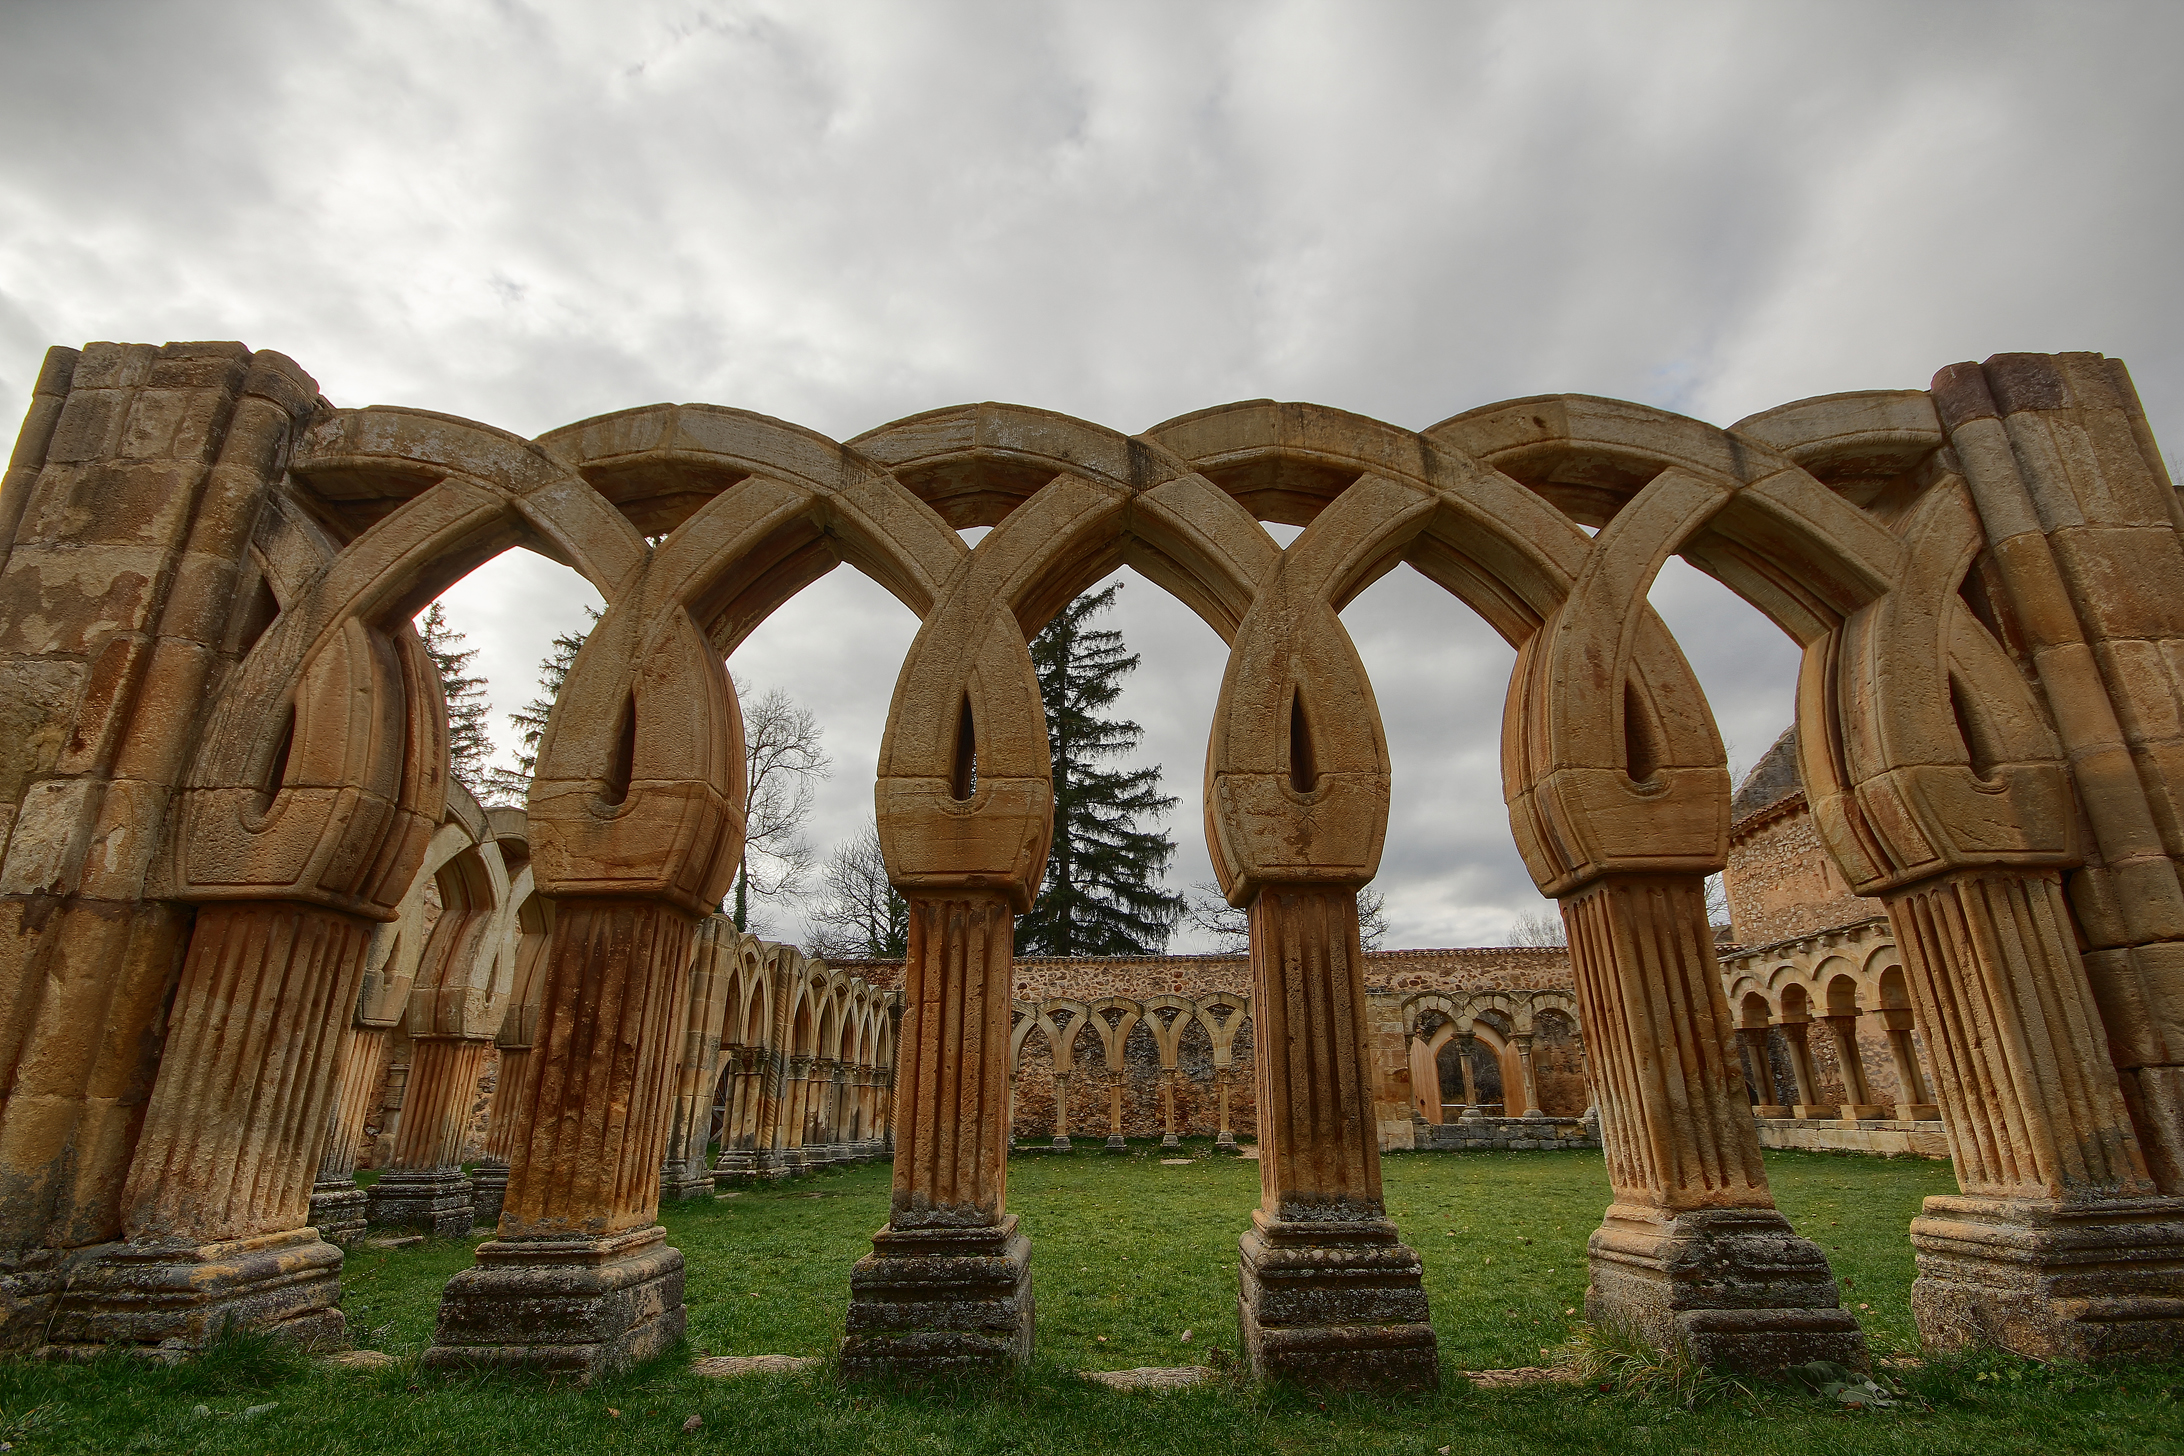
[1560,874,1861,1371]
[425,897,696,1376]
[1879,1013,1938,1119]
[1215,1069,1235,1152]
[1050,1070,1073,1150]
[1513,1034,1543,1118]
[53,901,374,1350]
[1779,1021,1835,1118]
[1821,1015,1881,1119]
[1735,1027,1789,1118]
[1105,1076,1126,1151]
[1456,1033,1484,1120]
[1236,884,1436,1389]
[472,1043,531,1226]
[1887,869,2184,1360]
[1161,1069,1181,1149]
[842,893,1030,1378]
[369,1035,489,1237]
[310,1022,389,1246]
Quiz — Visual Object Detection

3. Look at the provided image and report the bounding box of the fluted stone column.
[50,903,374,1349]
[424,898,697,1376]
[1820,1015,1884,1120]
[1455,1033,1484,1120]
[1050,1070,1074,1151]
[1735,1027,1790,1118]
[369,1036,490,1236]
[1236,885,1437,1389]
[309,1023,388,1246]
[1778,1019,1837,1119]
[1561,875,1863,1372]
[472,1041,531,1226]
[1513,1034,1543,1119]
[841,894,1031,1378]
[1878,1009,1939,1121]
[1889,870,2184,1360]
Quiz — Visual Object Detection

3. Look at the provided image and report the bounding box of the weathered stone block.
[841,1218,1033,1379]
[423,1226,686,1379]
[1586,1206,1865,1374]
[1910,1194,2184,1361]
[44,1227,344,1353]
[1236,1213,1438,1390]
[308,1182,368,1247]
[367,1168,475,1239]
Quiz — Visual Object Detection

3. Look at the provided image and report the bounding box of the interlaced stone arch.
[7,342,2175,1381]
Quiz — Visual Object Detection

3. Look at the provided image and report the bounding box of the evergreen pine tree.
[1014,582,1185,956]
[478,606,599,807]
[417,602,495,796]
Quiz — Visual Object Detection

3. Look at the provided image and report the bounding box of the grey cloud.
[2,0,2176,947]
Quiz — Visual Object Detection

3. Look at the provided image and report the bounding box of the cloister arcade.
[1008,992,1254,1150]
[0,341,2178,1389]
[1401,989,1586,1123]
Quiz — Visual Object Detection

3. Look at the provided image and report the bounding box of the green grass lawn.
[5,1146,2178,1455]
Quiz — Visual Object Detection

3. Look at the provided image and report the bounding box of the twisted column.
[842,893,1030,1377]
[1562,875,1862,1371]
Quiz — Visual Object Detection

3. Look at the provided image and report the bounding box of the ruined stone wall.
[839,945,1575,1147]
[1724,795,1887,947]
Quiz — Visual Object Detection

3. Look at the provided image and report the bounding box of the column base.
[1895,1103,1941,1121]
[422,1225,685,1379]
[1161,1133,1182,1150]
[1458,1106,1486,1122]
[712,1150,758,1183]
[1839,1105,1887,1121]
[659,1168,716,1202]
[1236,1211,1438,1391]
[1585,1204,1865,1373]
[367,1168,477,1239]
[1909,1194,2184,1361]
[1750,1104,1792,1119]
[1105,1134,1128,1152]
[841,1216,1033,1379]
[1051,1135,1073,1152]
[1215,1132,1238,1152]
[1792,1104,1840,1120]
[44,1228,345,1354]
[309,1180,369,1247]
[470,1163,509,1228]
[1521,1109,1546,1120]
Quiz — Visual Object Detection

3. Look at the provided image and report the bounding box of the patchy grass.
[3,1146,2177,1454]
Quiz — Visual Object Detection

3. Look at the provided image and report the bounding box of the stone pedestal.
[471,1162,509,1228]
[45,1229,345,1354]
[1909,1194,2184,1361]
[423,1225,685,1375]
[1587,1205,1864,1372]
[841,1218,1034,1377]
[1237,1212,1437,1390]
[308,1180,369,1247]
[660,1164,716,1201]
[369,1168,476,1239]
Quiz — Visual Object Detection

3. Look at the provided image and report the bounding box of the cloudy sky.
[4,1,2178,949]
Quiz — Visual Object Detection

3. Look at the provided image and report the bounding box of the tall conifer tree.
[417,602,494,796]
[478,606,598,807]
[1014,582,1185,956]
